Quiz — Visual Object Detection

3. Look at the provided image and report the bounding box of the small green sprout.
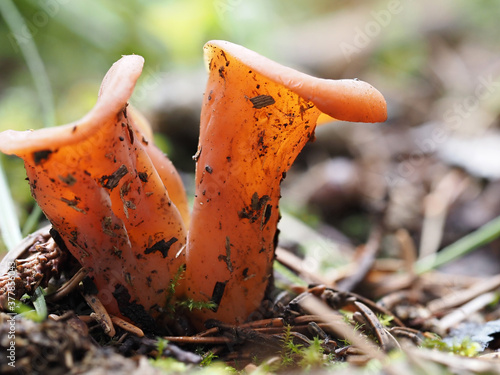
[281,325,303,367]
[176,298,218,312]
[155,337,169,360]
[297,336,326,370]
[279,325,333,370]
[200,351,218,367]
[165,264,186,310]
[377,314,394,327]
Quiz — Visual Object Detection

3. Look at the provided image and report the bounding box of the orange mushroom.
[184,40,386,326]
[0,42,387,332]
[0,56,188,330]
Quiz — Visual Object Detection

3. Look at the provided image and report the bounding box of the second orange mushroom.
[184,41,386,326]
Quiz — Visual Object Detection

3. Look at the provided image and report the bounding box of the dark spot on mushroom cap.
[250,95,275,109]
[263,204,272,226]
[220,50,228,62]
[138,171,148,183]
[144,237,178,258]
[58,173,77,186]
[99,164,128,190]
[60,197,86,213]
[33,149,53,165]
[238,193,271,223]
[210,281,227,312]
[126,123,134,144]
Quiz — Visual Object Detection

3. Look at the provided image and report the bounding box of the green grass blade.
[274,260,308,286]
[415,215,500,274]
[0,1,57,238]
[0,0,55,128]
[22,205,42,237]
[32,286,48,320]
[0,158,22,251]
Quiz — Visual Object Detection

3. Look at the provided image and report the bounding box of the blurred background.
[1,0,500,278]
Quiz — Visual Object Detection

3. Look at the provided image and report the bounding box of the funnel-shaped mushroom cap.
[0,56,189,330]
[185,41,387,326]
[203,41,387,123]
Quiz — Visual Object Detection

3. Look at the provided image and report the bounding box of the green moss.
[422,334,481,357]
